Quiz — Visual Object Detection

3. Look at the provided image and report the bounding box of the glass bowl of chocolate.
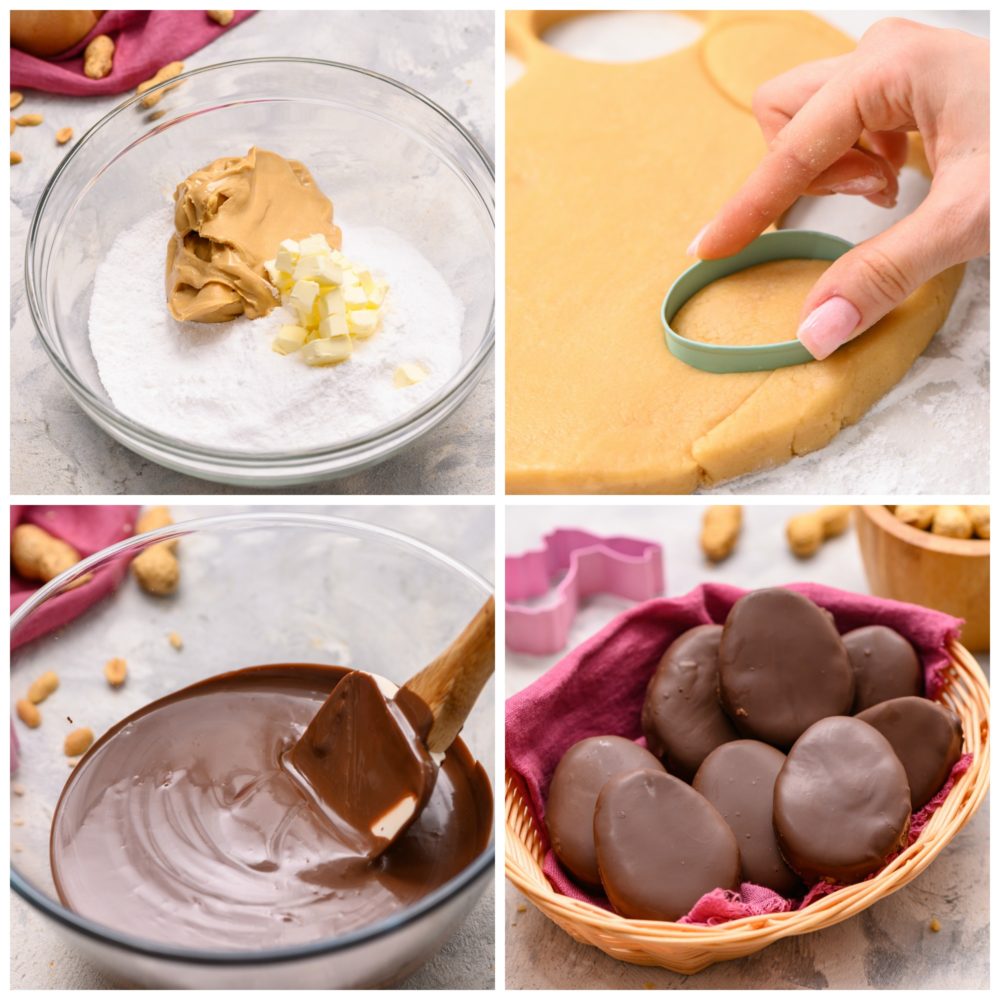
[10,512,494,988]
[25,58,494,487]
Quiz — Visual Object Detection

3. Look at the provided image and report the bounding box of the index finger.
[696,69,868,259]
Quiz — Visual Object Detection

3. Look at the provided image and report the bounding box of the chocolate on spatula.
[285,670,437,858]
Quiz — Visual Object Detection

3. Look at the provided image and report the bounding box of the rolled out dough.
[673,260,831,347]
[505,10,964,493]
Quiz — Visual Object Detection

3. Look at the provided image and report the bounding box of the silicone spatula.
[286,596,495,859]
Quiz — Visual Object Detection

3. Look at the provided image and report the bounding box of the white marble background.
[505,504,988,989]
[11,504,495,990]
[10,11,495,495]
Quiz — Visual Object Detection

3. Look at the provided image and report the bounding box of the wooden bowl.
[855,506,989,652]
[505,644,989,974]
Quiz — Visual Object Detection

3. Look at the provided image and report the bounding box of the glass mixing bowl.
[25,59,495,487]
[10,513,494,988]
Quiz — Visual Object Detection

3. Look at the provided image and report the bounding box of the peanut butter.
[166,147,342,324]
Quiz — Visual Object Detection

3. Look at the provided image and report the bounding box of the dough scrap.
[505,10,964,494]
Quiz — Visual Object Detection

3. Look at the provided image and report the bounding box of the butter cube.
[319,313,349,338]
[394,362,428,387]
[298,233,331,256]
[367,280,388,307]
[302,335,353,366]
[290,279,320,312]
[313,256,343,287]
[347,308,379,339]
[272,324,308,355]
[343,283,368,308]
[317,288,345,318]
[275,240,299,273]
[292,254,329,281]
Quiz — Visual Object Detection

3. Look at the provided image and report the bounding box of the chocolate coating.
[693,740,803,896]
[844,625,923,712]
[773,716,911,885]
[594,769,741,920]
[856,696,963,809]
[641,625,738,781]
[718,588,854,749]
[546,736,664,885]
[51,665,492,951]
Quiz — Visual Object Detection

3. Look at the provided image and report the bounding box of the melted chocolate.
[50,665,492,951]
[856,696,963,810]
[641,625,738,781]
[844,626,923,713]
[545,735,663,886]
[594,769,740,920]
[718,589,854,750]
[693,740,803,897]
[773,716,910,885]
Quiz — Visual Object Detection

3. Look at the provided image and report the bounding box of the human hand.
[688,18,988,359]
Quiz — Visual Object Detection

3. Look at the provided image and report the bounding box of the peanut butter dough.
[673,260,831,346]
[166,147,342,323]
[505,11,963,493]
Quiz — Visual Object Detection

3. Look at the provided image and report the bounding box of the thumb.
[796,186,971,360]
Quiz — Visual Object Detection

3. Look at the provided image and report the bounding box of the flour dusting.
[89,207,463,452]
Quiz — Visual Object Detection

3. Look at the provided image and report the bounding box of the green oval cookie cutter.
[662,230,854,374]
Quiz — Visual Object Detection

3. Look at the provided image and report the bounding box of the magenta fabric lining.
[11,11,256,96]
[506,582,967,924]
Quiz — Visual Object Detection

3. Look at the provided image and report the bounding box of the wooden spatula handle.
[404,596,495,753]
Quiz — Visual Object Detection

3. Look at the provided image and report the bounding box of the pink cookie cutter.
[506,528,665,655]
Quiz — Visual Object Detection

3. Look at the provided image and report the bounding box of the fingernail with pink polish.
[797,296,862,360]
[686,224,710,257]
[829,175,886,196]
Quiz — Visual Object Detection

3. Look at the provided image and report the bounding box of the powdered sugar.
[89,207,463,452]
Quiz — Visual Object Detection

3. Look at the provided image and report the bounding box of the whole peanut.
[208,10,234,26]
[137,62,184,108]
[786,506,852,558]
[700,506,742,563]
[104,657,128,688]
[27,671,59,704]
[64,728,94,757]
[83,34,114,80]
[12,524,81,582]
[15,113,43,126]
[56,126,73,145]
[931,506,973,539]
[16,700,40,728]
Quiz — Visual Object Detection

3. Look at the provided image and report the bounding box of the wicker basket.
[505,640,990,974]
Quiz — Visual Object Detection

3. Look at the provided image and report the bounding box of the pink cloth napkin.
[11,10,255,96]
[11,505,139,650]
[506,581,968,925]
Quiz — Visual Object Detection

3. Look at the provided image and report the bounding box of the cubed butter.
[319,313,349,338]
[394,362,428,387]
[290,278,320,312]
[272,324,308,355]
[275,240,299,273]
[302,335,353,366]
[347,308,379,338]
[298,233,331,256]
[267,232,389,365]
[318,288,345,318]
[343,283,368,308]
